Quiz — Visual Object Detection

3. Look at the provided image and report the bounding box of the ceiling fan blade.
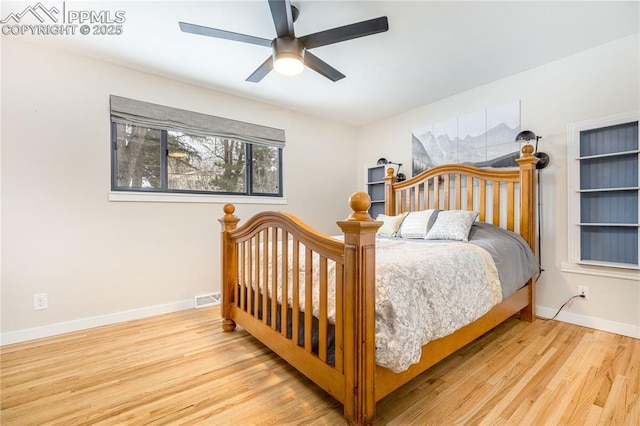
[246,56,274,82]
[268,0,295,38]
[300,16,389,50]
[179,22,272,47]
[304,51,345,82]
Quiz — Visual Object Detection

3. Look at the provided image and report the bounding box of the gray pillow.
[425,210,479,241]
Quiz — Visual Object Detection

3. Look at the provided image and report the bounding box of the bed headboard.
[383,145,539,252]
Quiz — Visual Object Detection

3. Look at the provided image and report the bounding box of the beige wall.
[1,39,357,339]
[356,34,640,337]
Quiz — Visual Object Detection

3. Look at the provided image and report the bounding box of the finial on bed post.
[337,192,382,424]
[520,143,536,159]
[346,192,373,221]
[515,145,539,322]
[218,204,241,332]
[383,168,397,216]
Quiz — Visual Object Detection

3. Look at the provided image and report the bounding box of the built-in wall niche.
[564,110,640,280]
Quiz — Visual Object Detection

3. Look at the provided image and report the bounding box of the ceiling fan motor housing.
[273,37,305,61]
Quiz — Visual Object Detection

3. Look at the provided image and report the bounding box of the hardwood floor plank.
[628,336,640,395]
[599,374,630,425]
[586,404,605,425]
[628,392,640,424]
[1,307,637,425]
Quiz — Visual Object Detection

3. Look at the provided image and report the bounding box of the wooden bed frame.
[219,145,539,425]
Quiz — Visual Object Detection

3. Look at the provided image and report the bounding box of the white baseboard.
[0,299,194,346]
[536,305,640,339]
[3,301,637,346]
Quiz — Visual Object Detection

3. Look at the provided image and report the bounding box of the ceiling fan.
[178,0,389,83]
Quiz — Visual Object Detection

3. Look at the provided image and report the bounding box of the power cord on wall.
[542,294,586,320]
[535,168,545,282]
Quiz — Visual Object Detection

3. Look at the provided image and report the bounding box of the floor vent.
[194,292,221,308]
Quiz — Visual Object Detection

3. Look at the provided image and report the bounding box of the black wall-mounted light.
[515,130,549,169]
[515,130,548,275]
[376,158,406,181]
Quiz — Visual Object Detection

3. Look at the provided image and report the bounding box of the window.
[110,96,284,197]
[564,111,640,279]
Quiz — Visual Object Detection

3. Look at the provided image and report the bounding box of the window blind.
[110,95,286,148]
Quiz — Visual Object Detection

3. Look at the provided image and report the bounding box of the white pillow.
[375,213,408,237]
[397,210,438,239]
[425,210,479,241]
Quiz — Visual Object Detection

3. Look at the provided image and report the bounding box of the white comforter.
[268,238,502,373]
[371,239,502,372]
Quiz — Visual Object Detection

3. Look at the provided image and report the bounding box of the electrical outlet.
[33,293,48,310]
[578,285,589,301]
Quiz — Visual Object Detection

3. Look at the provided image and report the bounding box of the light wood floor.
[1,307,638,425]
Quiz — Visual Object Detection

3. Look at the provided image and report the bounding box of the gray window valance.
[110,95,285,148]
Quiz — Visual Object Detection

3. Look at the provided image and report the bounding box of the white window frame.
[562,110,640,281]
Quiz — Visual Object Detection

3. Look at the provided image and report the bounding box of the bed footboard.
[219,193,382,425]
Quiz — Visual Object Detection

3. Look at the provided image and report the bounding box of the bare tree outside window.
[115,124,161,188]
[167,131,246,193]
[252,145,279,194]
[112,123,281,196]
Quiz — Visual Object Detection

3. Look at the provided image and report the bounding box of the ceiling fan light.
[274,54,304,75]
[272,37,305,76]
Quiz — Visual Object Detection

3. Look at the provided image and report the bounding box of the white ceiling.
[8,1,639,126]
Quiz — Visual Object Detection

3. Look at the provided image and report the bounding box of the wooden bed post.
[383,168,397,216]
[218,204,240,332]
[337,192,382,426]
[516,144,539,322]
